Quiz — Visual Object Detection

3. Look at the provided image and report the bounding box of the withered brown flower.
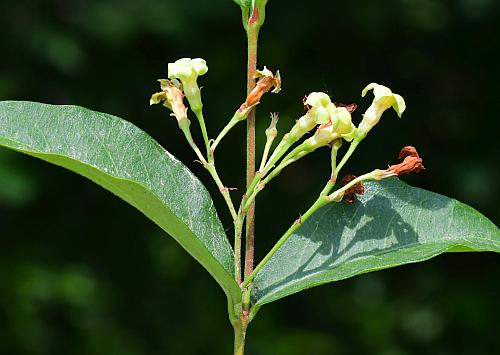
[387,146,425,176]
[239,67,281,112]
[342,174,365,204]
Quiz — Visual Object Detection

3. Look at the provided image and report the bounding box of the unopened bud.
[265,112,279,139]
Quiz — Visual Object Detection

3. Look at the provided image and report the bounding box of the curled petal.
[362,82,406,117]
[355,83,406,139]
[150,92,168,107]
[150,79,188,121]
[304,92,331,109]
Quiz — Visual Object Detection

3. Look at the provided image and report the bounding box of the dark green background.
[1,0,499,354]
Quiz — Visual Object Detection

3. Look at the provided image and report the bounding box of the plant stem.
[240,136,295,219]
[233,320,248,355]
[179,121,238,223]
[204,163,239,221]
[193,109,211,158]
[244,23,260,280]
[211,111,247,154]
[243,150,308,212]
[179,119,207,163]
[242,195,329,287]
[259,132,275,172]
[233,215,245,285]
[321,139,359,196]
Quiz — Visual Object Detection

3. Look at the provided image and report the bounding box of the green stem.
[242,195,329,288]
[327,170,383,202]
[179,120,238,222]
[193,109,211,158]
[242,168,388,288]
[243,148,310,212]
[233,216,244,285]
[233,321,248,355]
[262,136,294,173]
[244,23,260,280]
[211,111,246,154]
[205,164,239,221]
[240,135,294,213]
[321,139,360,196]
[179,119,207,164]
[259,133,275,172]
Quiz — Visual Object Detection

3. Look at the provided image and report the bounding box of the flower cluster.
[150,57,421,214]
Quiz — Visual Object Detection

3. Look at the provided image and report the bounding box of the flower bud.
[355,83,406,140]
[150,79,188,124]
[265,112,279,139]
[168,58,208,112]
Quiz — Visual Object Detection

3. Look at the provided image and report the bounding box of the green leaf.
[233,0,251,9]
[252,178,499,309]
[0,101,241,306]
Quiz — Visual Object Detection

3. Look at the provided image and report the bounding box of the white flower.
[356,83,406,139]
[289,92,336,139]
[306,107,356,148]
[167,58,208,112]
[168,58,208,80]
[305,92,336,125]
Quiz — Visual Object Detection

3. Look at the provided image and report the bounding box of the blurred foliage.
[0,0,499,354]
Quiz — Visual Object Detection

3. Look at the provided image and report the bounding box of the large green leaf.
[0,101,240,305]
[252,178,499,309]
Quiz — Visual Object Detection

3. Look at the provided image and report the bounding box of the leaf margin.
[0,100,242,307]
[251,178,500,310]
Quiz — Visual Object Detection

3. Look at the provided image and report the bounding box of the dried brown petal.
[398,145,420,159]
[150,79,188,121]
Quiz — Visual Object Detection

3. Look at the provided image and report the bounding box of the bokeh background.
[1,0,499,354]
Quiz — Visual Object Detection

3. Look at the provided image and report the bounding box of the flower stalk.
[244,10,261,283]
